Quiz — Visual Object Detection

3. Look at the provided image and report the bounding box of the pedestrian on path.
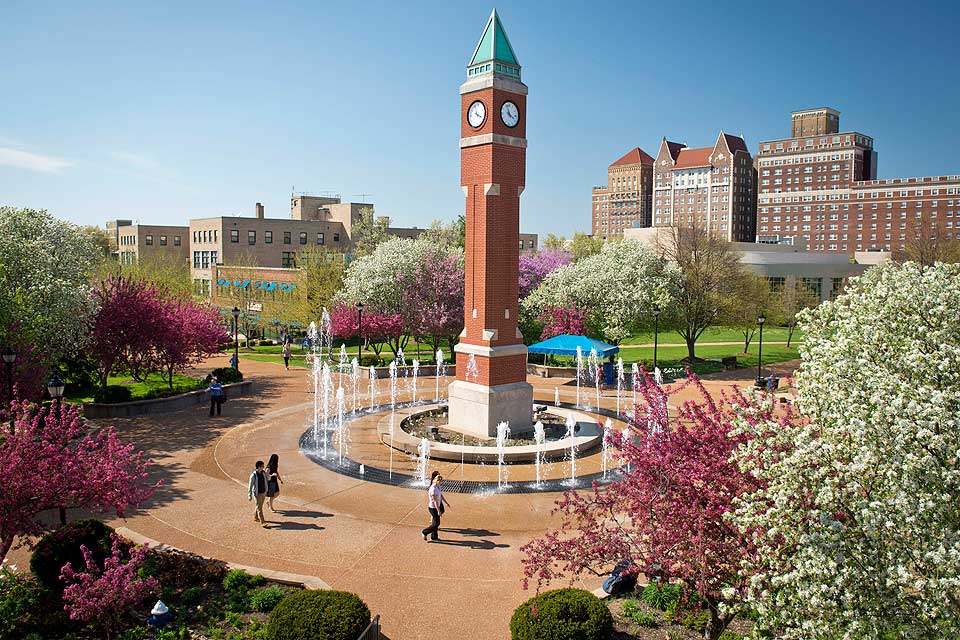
[421,471,450,542]
[282,343,292,370]
[208,377,224,417]
[248,460,270,527]
[266,453,284,512]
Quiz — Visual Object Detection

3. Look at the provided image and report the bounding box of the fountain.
[465,353,478,382]
[496,422,511,489]
[533,421,545,485]
[615,358,624,416]
[435,349,446,402]
[565,414,578,484]
[554,387,559,407]
[631,363,639,408]
[416,437,431,484]
[602,417,614,478]
[389,360,397,410]
[321,363,332,458]
[368,366,379,412]
[351,358,360,414]
[336,386,346,464]
[412,359,420,403]
[590,348,600,412]
[575,346,583,408]
[622,426,632,474]
[319,308,333,360]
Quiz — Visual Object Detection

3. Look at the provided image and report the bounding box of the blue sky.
[2,0,958,238]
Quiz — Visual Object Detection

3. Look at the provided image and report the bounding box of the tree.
[900,226,960,271]
[728,274,783,353]
[569,232,603,261]
[60,534,158,639]
[290,246,345,326]
[96,253,192,300]
[521,374,776,639]
[730,261,960,639]
[542,233,567,251]
[80,225,113,259]
[349,206,389,257]
[155,297,229,389]
[778,278,820,347]
[518,249,572,299]
[0,207,101,370]
[420,219,463,252]
[406,247,464,353]
[0,401,158,563]
[523,239,679,344]
[657,225,750,360]
[0,320,47,402]
[539,306,586,340]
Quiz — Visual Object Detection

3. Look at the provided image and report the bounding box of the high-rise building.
[652,132,756,242]
[591,147,654,239]
[756,108,960,255]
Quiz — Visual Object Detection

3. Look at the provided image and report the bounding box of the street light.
[756,313,766,387]
[231,307,240,371]
[356,303,364,364]
[652,305,661,378]
[46,373,68,525]
[2,347,15,434]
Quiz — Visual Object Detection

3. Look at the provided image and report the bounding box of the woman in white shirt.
[421,471,450,542]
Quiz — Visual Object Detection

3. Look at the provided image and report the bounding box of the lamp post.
[231,307,240,371]
[756,313,766,387]
[652,305,661,376]
[356,303,364,364]
[2,347,15,434]
[47,374,67,525]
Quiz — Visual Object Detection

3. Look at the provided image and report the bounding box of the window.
[299,232,307,245]
[265,230,273,244]
[283,231,291,245]
[801,277,822,300]
[174,236,181,246]
[317,232,325,245]
[282,252,295,268]
[159,235,167,246]
[247,230,256,245]
[145,235,153,245]
[230,230,239,243]
[193,251,200,268]
[333,233,340,242]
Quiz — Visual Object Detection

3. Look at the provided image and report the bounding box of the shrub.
[359,355,381,367]
[679,610,710,633]
[179,585,203,606]
[0,569,45,639]
[223,568,265,592]
[621,599,659,628]
[509,588,613,640]
[268,590,370,640]
[260,339,275,346]
[93,384,133,404]
[640,582,682,612]
[205,367,243,385]
[251,586,286,612]
[30,519,121,593]
[143,547,227,591]
[718,631,745,640]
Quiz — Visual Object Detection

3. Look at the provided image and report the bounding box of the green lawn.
[619,325,802,346]
[65,372,206,404]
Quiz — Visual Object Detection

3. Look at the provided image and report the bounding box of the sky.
[2,0,959,238]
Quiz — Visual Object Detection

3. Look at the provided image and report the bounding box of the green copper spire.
[467,9,521,81]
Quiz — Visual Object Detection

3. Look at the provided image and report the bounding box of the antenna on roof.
[353,193,373,203]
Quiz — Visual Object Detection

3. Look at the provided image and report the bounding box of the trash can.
[603,362,614,385]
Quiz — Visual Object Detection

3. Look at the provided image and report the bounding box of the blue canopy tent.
[527,334,619,358]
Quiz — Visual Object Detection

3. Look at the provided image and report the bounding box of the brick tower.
[447,9,533,439]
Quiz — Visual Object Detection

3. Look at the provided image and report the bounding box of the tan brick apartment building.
[115,222,190,265]
[756,108,960,255]
[591,147,654,239]
[652,132,756,242]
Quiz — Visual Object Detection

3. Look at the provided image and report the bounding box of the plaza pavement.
[15,354,797,640]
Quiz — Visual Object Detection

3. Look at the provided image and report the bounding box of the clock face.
[467,100,486,128]
[500,101,519,128]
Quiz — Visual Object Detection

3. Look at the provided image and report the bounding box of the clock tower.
[448,9,533,439]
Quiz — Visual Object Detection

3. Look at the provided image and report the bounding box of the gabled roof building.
[591,146,655,239]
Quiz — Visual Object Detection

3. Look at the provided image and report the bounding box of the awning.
[527,334,619,358]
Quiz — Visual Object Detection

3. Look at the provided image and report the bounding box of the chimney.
[255,202,264,219]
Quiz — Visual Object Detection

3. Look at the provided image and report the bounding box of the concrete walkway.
[14,355,797,640]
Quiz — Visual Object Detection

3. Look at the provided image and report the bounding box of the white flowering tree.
[522,239,679,344]
[730,261,960,639]
[0,207,101,366]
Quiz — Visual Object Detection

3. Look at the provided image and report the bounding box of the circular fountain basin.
[378,404,601,464]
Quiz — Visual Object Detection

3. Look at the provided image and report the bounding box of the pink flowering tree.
[519,249,573,300]
[521,372,785,639]
[538,305,587,340]
[0,401,159,563]
[407,248,464,354]
[329,303,403,361]
[60,533,158,639]
[0,321,46,403]
[90,276,168,388]
[155,298,229,389]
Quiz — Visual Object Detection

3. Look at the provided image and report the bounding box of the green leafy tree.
[728,273,783,353]
[0,206,101,366]
[349,206,389,258]
[569,232,603,261]
[779,278,820,347]
[542,233,567,251]
[291,245,345,325]
[96,253,192,300]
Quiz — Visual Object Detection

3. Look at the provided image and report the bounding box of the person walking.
[266,453,284,512]
[247,460,270,527]
[282,342,292,371]
[208,376,223,417]
[421,471,450,542]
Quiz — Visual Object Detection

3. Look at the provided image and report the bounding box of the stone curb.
[115,526,331,591]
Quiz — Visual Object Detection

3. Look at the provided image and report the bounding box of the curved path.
[82,355,796,640]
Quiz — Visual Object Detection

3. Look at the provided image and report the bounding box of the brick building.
[591,147,654,239]
[112,221,189,265]
[652,132,756,242]
[756,108,960,255]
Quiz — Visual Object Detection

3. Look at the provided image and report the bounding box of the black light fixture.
[652,305,661,379]
[356,302,364,364]
[757,313,766,387]
[231,307,241,372]
[47,374,65,401]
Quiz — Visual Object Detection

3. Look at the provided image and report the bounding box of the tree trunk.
[686,337,697,361]
[787,321,796,348]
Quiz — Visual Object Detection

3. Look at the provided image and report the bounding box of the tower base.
[447,379,534,440]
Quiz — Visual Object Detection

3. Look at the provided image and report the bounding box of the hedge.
[510,588,613,640]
